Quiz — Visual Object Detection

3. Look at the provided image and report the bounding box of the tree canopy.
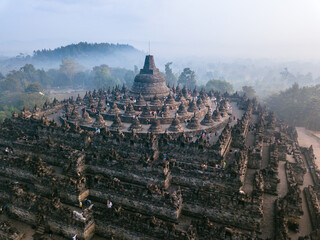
[59,59,83,87]
[178,68,196,89]
[205,79,234,94]
[33,42,138,60]
[267,83,320,130]
[165,62,177,87]
[25,83,42,93]
[93,65,121,89]
[242,86,256,99]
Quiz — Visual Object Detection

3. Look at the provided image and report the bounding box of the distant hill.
[0,42,145,73]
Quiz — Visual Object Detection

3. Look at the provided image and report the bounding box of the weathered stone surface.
[110,115,124,130]
[0,58,308,240]
[130,55,170,100]
[168,115,184,132]
[92,114,108,129]
[128,117,143,132]
[148,118,164,133]
[186,113,201,129]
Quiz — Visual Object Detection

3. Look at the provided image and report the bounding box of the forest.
[0,42,144,73]
[267,83,320,131]
[2,42,319,130]
[32,42,138,60]
[0,59,138,121]
[0,56,237,122]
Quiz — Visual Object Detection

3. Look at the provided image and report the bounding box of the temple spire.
[130,55,169,100]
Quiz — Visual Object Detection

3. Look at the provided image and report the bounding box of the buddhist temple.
[1,54,315,240]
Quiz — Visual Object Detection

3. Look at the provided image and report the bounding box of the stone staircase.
[32,225,45,239]
[36,225,45,235]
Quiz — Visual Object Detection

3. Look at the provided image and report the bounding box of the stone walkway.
[0,214,35,240]
[229,101,245,127]
[277,161,288,198]
[246,114,258,148]
[287,128,316,239]
[260,194,277,239]
[260,150,288,239]
[288,153,314,239]
[243,114,258,196]
[243,169,255,195]
[261,143,270,169]
[296,127,320,168]
[260,144,276,239]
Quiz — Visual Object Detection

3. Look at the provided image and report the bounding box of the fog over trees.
[1,41,320,132]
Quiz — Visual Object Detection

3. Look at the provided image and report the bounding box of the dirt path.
[296,127,320,168]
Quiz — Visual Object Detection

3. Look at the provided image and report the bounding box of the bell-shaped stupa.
[130,55,169,100]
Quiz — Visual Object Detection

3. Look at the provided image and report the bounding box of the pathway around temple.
[287,127,318,239]
[3,90,320,239]
[296,127,320,168]
[243,113,258,196]
[260,141,278,239]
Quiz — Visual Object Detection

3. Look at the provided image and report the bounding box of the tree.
[74,71,90,88]
[0,76,23,92]
[134,65,139,75]
[205,79,234,93]
[178,68,196,89]
[59,59,82,87]
[266,83,320,130]
[20,64,36,80]
[93,65,121,89]
[37,69,52,87]
[25,83,42,93]
[124,70,135,87]
[47,69,68,87]
[0,72,5,80]
[242,86,256,99]
[165,62,177,86]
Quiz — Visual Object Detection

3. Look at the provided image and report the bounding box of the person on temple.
[107,200,113,208]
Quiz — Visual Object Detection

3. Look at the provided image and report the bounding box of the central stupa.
[130,55,170,100]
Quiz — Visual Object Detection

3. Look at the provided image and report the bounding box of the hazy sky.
[1,0,320,60]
